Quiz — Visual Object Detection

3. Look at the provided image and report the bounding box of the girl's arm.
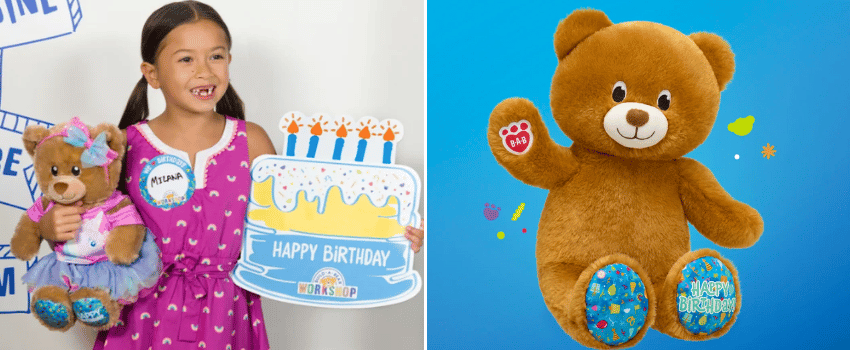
[246,121,277,162]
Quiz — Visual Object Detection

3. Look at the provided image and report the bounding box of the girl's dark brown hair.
[118,0,244,130]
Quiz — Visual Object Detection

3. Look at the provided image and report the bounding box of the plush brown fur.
[488,9,763,348]
[10,118,146,331]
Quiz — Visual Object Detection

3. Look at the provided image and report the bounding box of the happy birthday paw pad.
[585,263,649,346]
[34,300,71,329]
[677,257,736,335]
[72,298,110,327]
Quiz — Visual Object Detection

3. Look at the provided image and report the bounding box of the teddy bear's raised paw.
[498,120,533,155]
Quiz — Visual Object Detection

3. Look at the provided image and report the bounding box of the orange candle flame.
[383,129,395,141]
[287,121,299,133]
[358,126,371,139]
[336,126,348,138]
[310,122,323,136]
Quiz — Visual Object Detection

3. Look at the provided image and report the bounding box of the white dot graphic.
[734,154,740,160]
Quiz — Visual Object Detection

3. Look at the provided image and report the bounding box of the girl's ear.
[141,62,160,89]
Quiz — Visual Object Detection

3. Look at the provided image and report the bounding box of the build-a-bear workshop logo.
[0,0,83,314]
[231,112,422,308]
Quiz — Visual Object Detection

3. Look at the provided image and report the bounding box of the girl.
[38,1,424,349]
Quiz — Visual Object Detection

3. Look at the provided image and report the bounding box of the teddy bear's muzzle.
[604,102,668,149]
[50,177,86,203]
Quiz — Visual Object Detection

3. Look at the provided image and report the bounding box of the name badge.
[139,155,195,209]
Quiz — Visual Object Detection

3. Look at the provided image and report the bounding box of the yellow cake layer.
[248,178,406,238]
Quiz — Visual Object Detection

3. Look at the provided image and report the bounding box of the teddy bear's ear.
[690,32,735,91]
[90,123,127,158]
[21,125,51,157]
[554,9,613,61]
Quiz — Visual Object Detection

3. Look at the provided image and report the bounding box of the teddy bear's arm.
[488,98,579,189]
[104,198,146,265]
[677,157,763,248]
[11,214,43,261]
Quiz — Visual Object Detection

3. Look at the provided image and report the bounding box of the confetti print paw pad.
[34,300,71,329]
[72,298,110,327]
[499,120,533,155]
[677,257,736,335]
[585,263,649,346]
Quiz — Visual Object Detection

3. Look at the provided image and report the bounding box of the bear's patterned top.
[93,116,269,350]
[26,191,143,264]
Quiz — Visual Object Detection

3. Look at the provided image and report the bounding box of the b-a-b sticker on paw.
[499,120,533,155]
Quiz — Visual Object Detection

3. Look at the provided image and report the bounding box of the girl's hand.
[39,201,84,242]
[404,219,424,253]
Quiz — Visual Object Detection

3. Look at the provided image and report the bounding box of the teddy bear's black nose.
[626,109,649,127]
[53,182,68,195]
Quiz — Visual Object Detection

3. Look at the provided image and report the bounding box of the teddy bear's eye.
[612,81,627,103]
[71,166,81,176]
[657,90,671,111]
[51,166,58,176]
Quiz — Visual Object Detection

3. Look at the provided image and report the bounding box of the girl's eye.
[212,54,225,60]
[657,90,671,111]
[179,57,192,63]
[612,81,627,103]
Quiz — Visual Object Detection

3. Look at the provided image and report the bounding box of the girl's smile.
[191,85,216,100]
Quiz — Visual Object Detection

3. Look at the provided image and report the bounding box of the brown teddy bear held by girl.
[488,9,763,349]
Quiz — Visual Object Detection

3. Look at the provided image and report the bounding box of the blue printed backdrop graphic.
[428,1,849,349]
[0,0,83,314]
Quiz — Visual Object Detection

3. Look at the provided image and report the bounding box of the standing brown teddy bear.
[488,9,763,349]
[10,117,162,331]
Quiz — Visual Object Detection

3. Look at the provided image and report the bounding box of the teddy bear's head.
[550,9,734,160]
[22,117,126,205]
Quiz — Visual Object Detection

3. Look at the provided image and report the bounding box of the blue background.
[427,1,849,349]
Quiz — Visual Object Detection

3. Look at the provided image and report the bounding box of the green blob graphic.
[728,116,755,136]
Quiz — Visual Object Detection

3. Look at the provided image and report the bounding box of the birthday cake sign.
[231,112,422,308]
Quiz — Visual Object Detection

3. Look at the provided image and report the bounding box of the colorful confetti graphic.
[762,143,776,159]
[484,203,501,221]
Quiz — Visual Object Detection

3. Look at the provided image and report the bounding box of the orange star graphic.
[762,143,776,159]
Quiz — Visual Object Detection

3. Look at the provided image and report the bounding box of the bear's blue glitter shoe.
[72,298,110,327]
[33,300,71,329]
[585,263,649,346]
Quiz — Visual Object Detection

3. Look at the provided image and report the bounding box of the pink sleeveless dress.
[94,116,269,350]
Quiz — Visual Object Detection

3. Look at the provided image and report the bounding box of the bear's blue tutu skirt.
[21,229,162,305]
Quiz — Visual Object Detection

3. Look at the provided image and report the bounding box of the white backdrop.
[0,0,425,349]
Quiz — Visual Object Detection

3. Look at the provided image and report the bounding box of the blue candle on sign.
[285,121,298,156]
[306,122,322,158]
[382,128,394,164]
[332,126,347,160]
[354,126,370,162]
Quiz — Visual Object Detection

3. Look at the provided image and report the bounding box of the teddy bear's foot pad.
[675,256,736,335]
[34,300,71,329]
[585,263,649,346]
[72,298,110,327]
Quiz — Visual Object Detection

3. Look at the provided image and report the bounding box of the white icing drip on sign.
[251,157,419,226]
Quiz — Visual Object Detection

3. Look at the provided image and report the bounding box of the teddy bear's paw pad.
[585,263,649,346]
[498,120,533,155]
[676,256,736,335]
[72,298,110,327]
[34,300,71,329]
